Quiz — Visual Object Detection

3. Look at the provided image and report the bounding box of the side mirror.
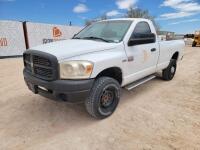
[128,33,156,46]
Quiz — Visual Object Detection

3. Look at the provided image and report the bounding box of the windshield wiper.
[72,37,81,39]
[82,36,112,43]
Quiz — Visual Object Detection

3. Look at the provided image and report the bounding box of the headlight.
[59,61,93,79]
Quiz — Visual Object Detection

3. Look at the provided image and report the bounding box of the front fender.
[64,44,127,79]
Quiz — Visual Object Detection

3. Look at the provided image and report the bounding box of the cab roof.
[99,18,150,22]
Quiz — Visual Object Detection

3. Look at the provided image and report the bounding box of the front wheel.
[162,59,177,81]
[85,77,121,119]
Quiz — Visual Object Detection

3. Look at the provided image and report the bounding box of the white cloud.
[160,11,195,19]
[169,19,200,25]
[160,0,200,19]
[73,4,89,13]
[116,0,137,9]
[161,0,189,7]
[106,10,122,17]
[162,0,200,12]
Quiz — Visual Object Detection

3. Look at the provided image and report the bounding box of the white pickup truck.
[23,18,184,119]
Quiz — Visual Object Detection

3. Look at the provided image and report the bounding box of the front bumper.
[23,70,94,103]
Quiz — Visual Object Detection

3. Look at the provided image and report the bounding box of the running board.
[125,75,156,91]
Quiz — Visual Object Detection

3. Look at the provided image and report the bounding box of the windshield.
[73,20,132,43]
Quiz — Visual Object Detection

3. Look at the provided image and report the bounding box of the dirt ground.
[0,46,200,150]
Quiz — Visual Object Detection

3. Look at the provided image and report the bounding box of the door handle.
[151,48,156,52]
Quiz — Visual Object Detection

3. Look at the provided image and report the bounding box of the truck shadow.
[21,77,163,123]
[25,96,94,123]
[22,77,163,121]
[120,77,162,105]
[1,77,164,146]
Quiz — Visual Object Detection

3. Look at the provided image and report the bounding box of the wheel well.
[96,67,122,85]
[172,52,179,60]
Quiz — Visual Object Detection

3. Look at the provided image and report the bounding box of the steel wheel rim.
[98,84,119,116]
[100,89,114,108]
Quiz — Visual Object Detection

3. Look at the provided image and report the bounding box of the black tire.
[162,59,177,81]
[192,41,196,47]
[85,77,121,119]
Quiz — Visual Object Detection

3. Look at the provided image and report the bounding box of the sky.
[0,0,200,34]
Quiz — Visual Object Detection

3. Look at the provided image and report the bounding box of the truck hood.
[30,39,118,60]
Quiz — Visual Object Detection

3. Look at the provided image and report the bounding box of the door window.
[129,21,155,45]
[133,22,151,34]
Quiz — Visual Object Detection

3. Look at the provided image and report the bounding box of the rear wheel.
[85,77,121,119]
[162,59,177,81]
[192,41,197,47]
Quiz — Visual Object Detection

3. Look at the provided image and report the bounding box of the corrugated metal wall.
[0,20,82,57]
[0,20,26,57]
[25,22,82,48]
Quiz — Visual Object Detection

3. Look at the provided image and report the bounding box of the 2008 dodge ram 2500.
[23,18,185,119]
